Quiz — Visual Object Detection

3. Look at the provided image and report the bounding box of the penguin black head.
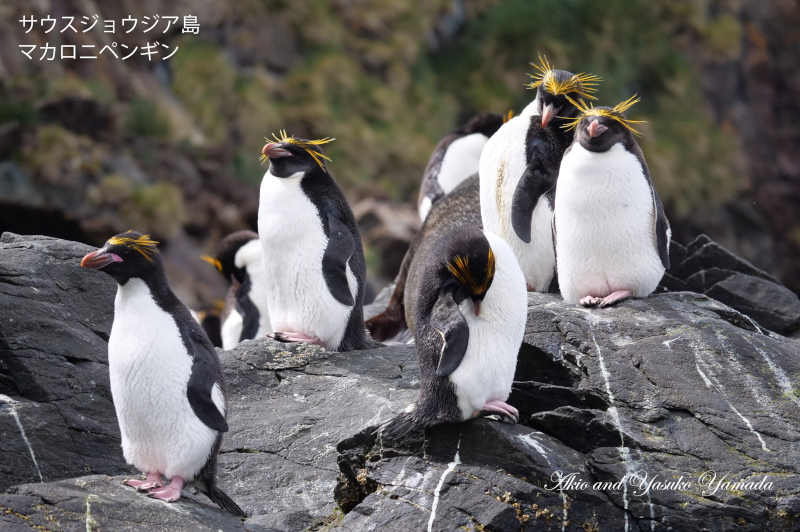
[202,230,259,287]
[563,95,645,153]
[80,231,162,284]
[436,227,496,317]
[460,112,505,138]
[526,54,601,128]
[260,130,335,178]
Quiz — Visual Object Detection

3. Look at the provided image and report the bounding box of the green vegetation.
[124,98,172,141]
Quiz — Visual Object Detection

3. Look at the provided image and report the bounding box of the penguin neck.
[116,268,179,309]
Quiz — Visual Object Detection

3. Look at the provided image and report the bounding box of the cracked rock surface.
[0,233,130,491]
[335,292,800,531]
[2,234,799,531]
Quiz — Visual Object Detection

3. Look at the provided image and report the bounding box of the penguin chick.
[379,227,527,437]
[80,231,246,517]
[203,230,272,350]
[554,96,670,307]
[258,131,377,351]
[418,112,505,221]
[479,55,601,292]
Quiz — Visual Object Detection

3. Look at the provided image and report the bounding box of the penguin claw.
[598,290,634,308]
[580,296,601,307]
[480,400,519,423]
[123,472,163,491]
[269,332,325,347]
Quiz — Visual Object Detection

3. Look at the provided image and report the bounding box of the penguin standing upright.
[379,226,527,436]
[258,131,375,351]
[80,231,245,516]
[554,96,670,307]
[203,230,272,350]
[418,112,506,221]
[479,56,601,291]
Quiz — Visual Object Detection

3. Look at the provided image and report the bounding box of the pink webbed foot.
[268,332,326,347]
[146,476,184,503]
[580,295,602,307]
[526,284,536,292]
[598,289,634,308]
[479,400,519,423]
[123,471,163,491]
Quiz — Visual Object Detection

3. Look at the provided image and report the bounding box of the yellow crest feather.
[446,249,495,295]
[108,233,159,262]
[201,255,223,273]
[259,130,335,170]
[526,53,601,100]
[560,94,646,136]
[503,109,515,123]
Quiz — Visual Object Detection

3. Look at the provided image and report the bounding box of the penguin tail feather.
[204,484,248,518]
[374,410,422,439]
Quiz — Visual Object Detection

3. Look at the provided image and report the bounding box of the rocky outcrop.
[659,235,800,336]
[2,234,799,531]
[335,292,800,531]
[0,232,129,492]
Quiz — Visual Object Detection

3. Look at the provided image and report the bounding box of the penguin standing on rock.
[554,96,670,307]
[479,55,601,292]
[80,231,246,517]
[202,230,272,350]
[379,227,527,436]
[258,131,376,351]
[417,112,506,221]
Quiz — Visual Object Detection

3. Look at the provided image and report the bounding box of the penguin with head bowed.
[378,226,527,437]
[479,54,601,292]
[418,112,506,221]
[202,230,272,350]
[80,231,246,517]
[258,131,377,351]
[554,95,671,307]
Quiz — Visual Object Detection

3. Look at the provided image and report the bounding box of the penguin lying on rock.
[80,231,246,517]
[480,55,601,292]
[379,227,527,437]
[418,112,506,221]
[554,96,670,307]
[202,230,272,350]
[258,131,378,351]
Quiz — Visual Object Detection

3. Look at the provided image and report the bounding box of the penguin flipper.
[431,293,470,377]
[322,210,356,307]
[650,184,671,270]
[181,326,228,433]
[511,160,557,244]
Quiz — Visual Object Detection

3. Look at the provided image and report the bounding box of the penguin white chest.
[555,143,665,303]
[108,279,218,480]
[479,117,555,290]
[447,233,528,419]
[258,170,355,350]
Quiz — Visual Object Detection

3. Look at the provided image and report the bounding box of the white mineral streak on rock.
[0,394,43,482]
[428,437,461,532]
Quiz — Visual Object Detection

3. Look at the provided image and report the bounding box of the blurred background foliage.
[0,0,797,305]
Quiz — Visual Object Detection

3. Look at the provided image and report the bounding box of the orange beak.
[262,143,293,158]
[80,249,122,269]
[587,119,608,138]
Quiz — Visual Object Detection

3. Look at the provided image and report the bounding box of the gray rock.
[0,232,129,491]
[217,338,418,528]
[0,475,244,531]
[335,292,800,531]
[706,273,800,336]
[662,235,800,335]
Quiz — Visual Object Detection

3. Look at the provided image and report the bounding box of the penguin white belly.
[419,196,433,222]
[235,239,273,338]
[258,171,355,350]
[220,308,243,351]
[109,279,219,480]
[555,143,665,304]
[479,117,554,290]
[437,133,488,195]
[448,233,527,419]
